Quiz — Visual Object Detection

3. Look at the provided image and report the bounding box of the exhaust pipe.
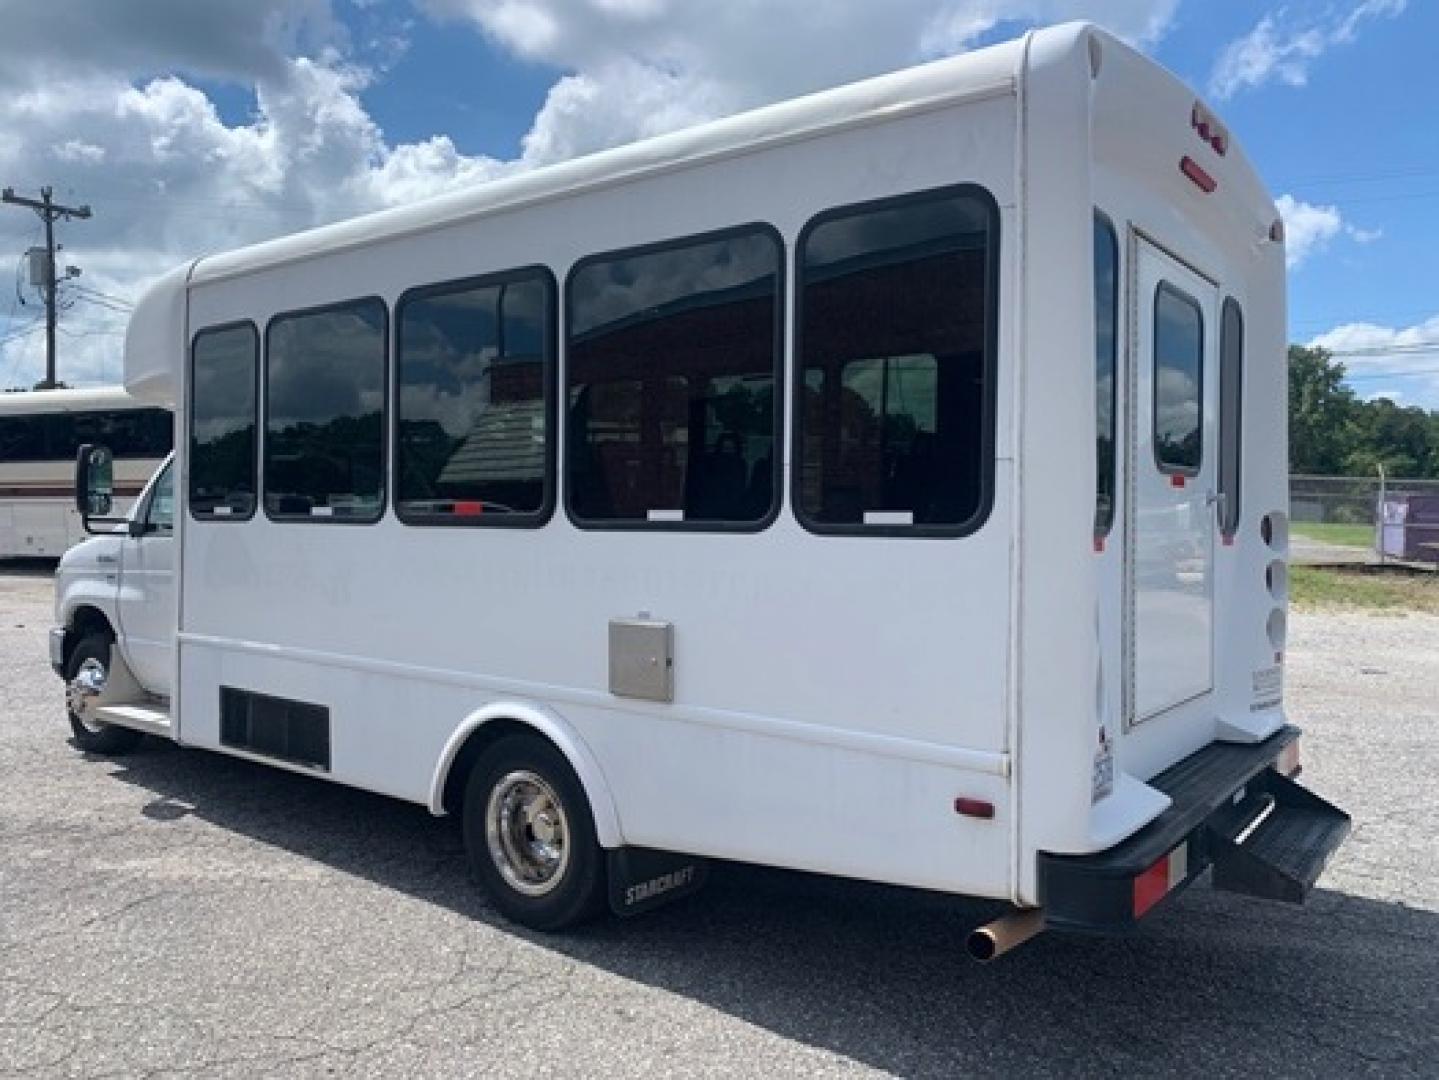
[967,908,1045,962]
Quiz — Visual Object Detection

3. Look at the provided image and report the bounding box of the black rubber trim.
[1037,725,1301,932]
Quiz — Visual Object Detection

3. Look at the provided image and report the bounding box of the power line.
[70,284,134,309]
[1326,342,1439,358]
[1344,366,1439,382]
[1277,165,1439,187]
[70,292,133,316]
[0,317,44,347]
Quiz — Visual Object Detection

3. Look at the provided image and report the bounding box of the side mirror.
[75,444,117,528]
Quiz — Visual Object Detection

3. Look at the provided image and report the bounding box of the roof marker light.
[1180,156,1217,193]
[1191,101,1229,157]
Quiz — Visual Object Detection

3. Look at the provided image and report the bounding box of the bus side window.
[1094,213,1119,538]
[190,323,259,521]
[265,299,387,523]
[146,461,175,533]
[395,268,555,525]
[795,185,998,535]
[1218,297,1243,537]
[565,225,782,529]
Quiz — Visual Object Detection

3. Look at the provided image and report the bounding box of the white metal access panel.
[1130,237,1219,723]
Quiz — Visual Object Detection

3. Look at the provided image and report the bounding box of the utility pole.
[2,185,91,389]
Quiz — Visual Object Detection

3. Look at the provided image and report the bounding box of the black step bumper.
[1037,725,1351,932]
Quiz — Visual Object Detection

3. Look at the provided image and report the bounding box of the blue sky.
[1,1,1434,403]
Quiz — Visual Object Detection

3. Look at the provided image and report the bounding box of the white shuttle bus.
[52,24,1348,958]
[0,387,170,557]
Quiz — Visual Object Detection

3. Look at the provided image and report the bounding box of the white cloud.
[1210,1,1407,100]
[1310,315,1439,409]
[1275,194,1383,270]
[2,0,1184,388]
[52,140,107,165]
[1276,194,1343,269]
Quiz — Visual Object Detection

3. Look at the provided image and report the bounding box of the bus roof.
[0,386,152,416]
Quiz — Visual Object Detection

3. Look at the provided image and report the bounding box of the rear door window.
[1153,282,1204,474]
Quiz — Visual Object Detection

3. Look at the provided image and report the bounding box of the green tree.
[1288,345,1356,475]
[1343,396,1434,477]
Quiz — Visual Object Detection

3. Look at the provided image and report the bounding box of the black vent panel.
[220,687,331,770]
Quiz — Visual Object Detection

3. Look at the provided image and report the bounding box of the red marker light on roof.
[1191,101,1229,156]
[1180,156,1217,193]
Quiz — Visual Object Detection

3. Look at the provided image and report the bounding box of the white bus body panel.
[178,93,1020,898]
[117,23,1290,908]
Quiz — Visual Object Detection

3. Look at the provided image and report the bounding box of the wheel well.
[440,718,547,816]
[66,606,114,666]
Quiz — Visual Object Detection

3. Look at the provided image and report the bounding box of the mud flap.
[606,847,709,917]
[1208,768,1351,904]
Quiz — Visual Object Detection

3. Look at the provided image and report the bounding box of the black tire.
[462,733,606,931]
[65,632,143,755]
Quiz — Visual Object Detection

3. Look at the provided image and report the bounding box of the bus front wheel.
[462,733,606,930]
[65,632,143,755]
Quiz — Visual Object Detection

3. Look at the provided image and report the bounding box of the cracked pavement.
[1,565,1435,1077]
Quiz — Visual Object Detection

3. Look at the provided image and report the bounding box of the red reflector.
[1223,534,1235,547]
[1171,474,1186,488]
[1133,858,1170,918]
[453,501,484,517]
[1277,739,1302,778]
[954,797,994,819]
[1094,536,1106,553]
[1180,155,1217,193]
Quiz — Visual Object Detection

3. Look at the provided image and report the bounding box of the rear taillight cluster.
[1261,512,1289,660]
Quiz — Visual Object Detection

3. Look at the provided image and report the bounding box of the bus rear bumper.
[1036,725,1350,932]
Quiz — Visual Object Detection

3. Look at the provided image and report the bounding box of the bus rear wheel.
[65,632,143,755]
[462,734,606,930]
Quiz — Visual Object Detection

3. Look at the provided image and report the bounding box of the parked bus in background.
[52,23,1349,959]
[0,387,171,557]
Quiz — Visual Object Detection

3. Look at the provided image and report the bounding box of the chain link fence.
[1290,473,1439,566]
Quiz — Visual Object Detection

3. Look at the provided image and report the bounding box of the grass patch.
[1291,565,1439,614]
[1291,522,1375,549]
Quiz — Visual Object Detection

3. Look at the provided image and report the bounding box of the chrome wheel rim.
[485,770,570,898]
[67,657,108,734]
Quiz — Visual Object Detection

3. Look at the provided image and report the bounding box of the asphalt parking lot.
[2,564,1435,1078]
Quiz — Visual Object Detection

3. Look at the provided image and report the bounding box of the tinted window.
[1219,297,1243,535]
[1094,214,1119,536]
[190,324,258,519]
[0,408,171,462]
[145,461,174,532]
[567,227,781,527]
[265,298,386,521]
[0,414,44,460]
[68,409,172,459]
[397,270,553,523]
[796,187,996,532]
[1154,283,1203,473]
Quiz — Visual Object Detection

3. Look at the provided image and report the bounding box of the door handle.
[97,554,117,565]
